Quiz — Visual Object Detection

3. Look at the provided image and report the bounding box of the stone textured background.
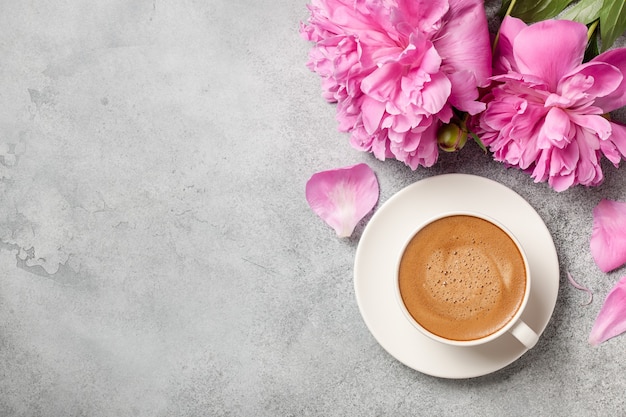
[1,0,625,416]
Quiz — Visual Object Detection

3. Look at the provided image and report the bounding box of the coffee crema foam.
[398,215,526,341]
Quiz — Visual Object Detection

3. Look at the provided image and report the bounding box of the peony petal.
[592,48,626,111]
[392,0,449,35]
[433,0,492,87]
[447,70,486,115]
[361,96,387,135]
[537,107,572,149]
[305,163,379,237]
[560,62,623,103]
[419,41,443,74]
[606,121,626,160]
[513,19,588,91]
[493,16,528,75]
[569,113,611,141]
[589,276,626,346]
[573,127,604,186]
[530,149,550,183]
[420,71,452,114]
[361,62,403,102]
[548,171,577,193]
[403,121,439,168]
[590,199,626,272]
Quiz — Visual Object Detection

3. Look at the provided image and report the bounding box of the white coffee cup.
[395,211,538,349]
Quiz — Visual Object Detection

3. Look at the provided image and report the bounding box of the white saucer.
[354,174,559,379]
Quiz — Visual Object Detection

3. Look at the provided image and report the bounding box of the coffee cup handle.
[509,320,539,349]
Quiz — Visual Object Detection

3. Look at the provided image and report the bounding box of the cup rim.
[394,210,531,347]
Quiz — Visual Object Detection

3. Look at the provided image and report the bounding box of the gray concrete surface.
[1,0,625,416]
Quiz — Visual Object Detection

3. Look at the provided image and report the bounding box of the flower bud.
[437,123,468,152]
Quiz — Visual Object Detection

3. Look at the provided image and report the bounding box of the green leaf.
[560,0,603,24]
[599,0,626,52]
[504,0,576,22]
[470,132,488,153]
[500,0,513,17]
[584,22,600,62]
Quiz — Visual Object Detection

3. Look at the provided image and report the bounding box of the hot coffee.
[398,215,526,342]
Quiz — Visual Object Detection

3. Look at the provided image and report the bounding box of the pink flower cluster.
[302,1,626,191]
[301,0,492,169]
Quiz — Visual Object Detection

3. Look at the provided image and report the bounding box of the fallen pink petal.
[590,199,626,272]
[589,276,626,346]
[305,163,379,238]
[567,272,593,306]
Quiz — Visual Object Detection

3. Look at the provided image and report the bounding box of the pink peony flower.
[475,16,626,191]
[301,0,492,169]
